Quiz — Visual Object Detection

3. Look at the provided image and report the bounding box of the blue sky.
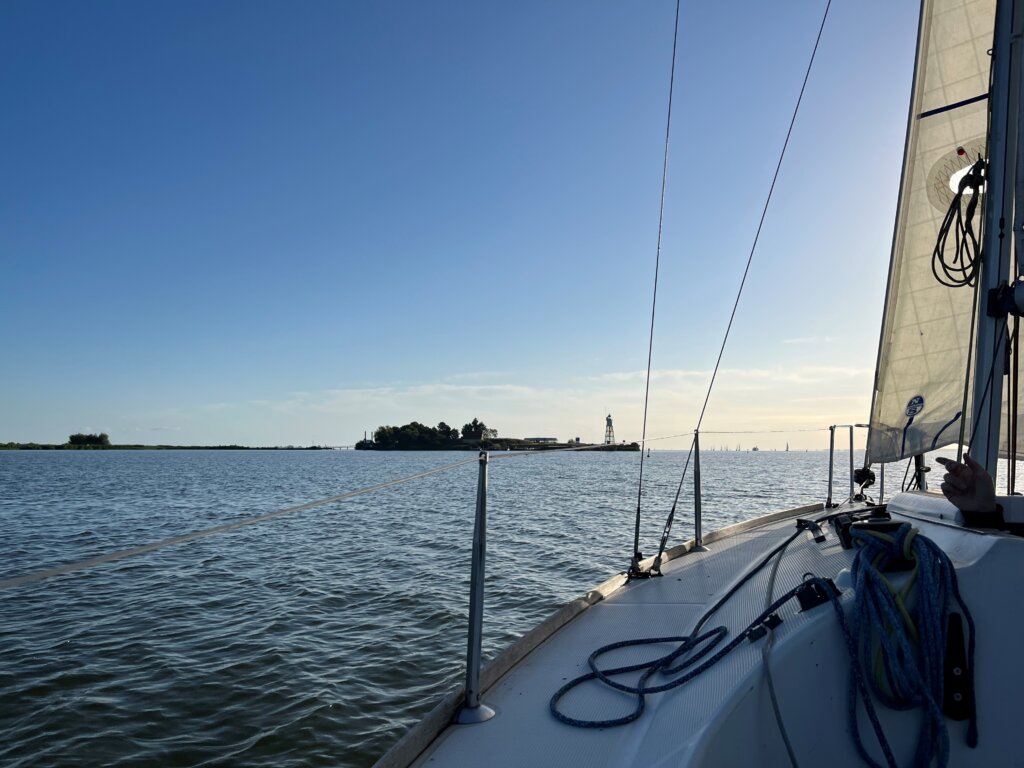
[1,0,919,448]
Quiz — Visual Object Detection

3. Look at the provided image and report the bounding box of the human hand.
[935,453,997,513]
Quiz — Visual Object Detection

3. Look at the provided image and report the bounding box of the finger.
[963,453,984,473]
[936,457,963,476]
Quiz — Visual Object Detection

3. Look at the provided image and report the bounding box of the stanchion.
[455,451,496,724]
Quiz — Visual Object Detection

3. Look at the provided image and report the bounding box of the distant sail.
[867,0,998,464]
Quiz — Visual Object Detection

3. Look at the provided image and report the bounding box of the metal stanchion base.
[691,544,709,552]
[454,703,497,724]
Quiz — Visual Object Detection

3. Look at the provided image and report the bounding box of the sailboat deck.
[410,508,861,767]
[397,495,1024,767]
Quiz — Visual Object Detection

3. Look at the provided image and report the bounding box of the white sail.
[867,0,996,464]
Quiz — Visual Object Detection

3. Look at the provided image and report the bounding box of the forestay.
[868,0,998,464]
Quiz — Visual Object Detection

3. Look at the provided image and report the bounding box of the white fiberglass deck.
[400,495,1024,768]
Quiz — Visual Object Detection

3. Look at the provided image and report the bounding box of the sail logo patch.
[905,395,925,418]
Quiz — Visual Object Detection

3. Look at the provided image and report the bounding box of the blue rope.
[552,521,978,768]
[840,523,978,767]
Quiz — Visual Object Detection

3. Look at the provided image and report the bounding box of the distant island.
[355,419,639,452]
[2,426,641,452]
[1,433,332,450]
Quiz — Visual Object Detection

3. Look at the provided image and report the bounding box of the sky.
[0,0,921,449]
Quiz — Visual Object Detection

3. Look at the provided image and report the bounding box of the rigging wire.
[900,457,915,493]
[967,320,1008,458]
[698,428,828,435]
[631,0,683,577]
[648,0,834,572]
[964,9,1014,476]
[1007,313,1015,489]
[956,273,982,464]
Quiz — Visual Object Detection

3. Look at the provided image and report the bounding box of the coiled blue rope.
[549,577,823,728]
[551,529,807,728]
[843,523,977,768]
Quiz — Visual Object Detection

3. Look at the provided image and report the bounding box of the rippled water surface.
[0,448,855,767]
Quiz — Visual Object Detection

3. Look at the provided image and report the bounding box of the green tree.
[374,425,398,449]
[68,432,110,446]
[461,419,488,440]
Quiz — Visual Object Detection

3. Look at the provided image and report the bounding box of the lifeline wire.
[632,0,683,575]
[0,456,478,590]
[489,426,828,462]
[698,428,829,435]
[650,0,834,572]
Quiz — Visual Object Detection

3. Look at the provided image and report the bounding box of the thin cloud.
[591,365,870,386]
[154,365,874,448]
[443,371,509,382]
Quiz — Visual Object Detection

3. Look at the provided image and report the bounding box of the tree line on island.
[3,426,639,452]
[1,432,115,449]
[360,419,498,450]
[357,419,640,451]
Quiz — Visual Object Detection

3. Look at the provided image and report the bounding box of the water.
[0,448,848,767]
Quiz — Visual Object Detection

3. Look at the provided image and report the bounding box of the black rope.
[631,0,682,577]
[648,0,833,572]
[932,157,986,287]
